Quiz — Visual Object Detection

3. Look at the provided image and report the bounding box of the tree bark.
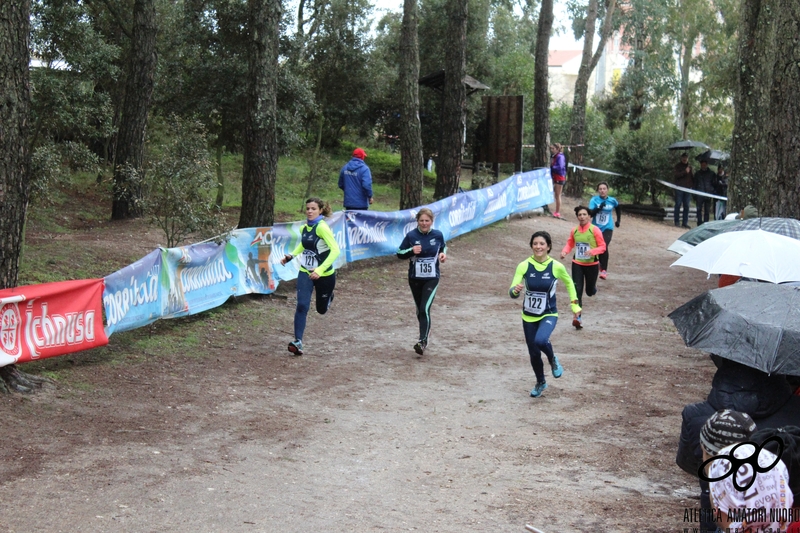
[729,0,800,217]
[628,35,645,131]
[566,0,617,197]
[238,0,281,228]
[0,0,53,394]
[434,0,468,200]
[531,0,553,168]
[0,0,31,290]
[677,27,698,140]
[398,0,424,210]
[111,0,157,220]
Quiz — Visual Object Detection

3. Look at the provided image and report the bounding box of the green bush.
[610,110,680,205]
[141,116,223,247]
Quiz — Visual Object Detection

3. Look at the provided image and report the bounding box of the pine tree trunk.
[532,0,553,168]
[566,0,616,198]
[434,0,468,200]
[238,0,281,228]
[399,0,424,210]
[111,0,157,220]
[729,0,800,217]
[0,0,31,289]
[677,28,697,139]
[0,1,53,393]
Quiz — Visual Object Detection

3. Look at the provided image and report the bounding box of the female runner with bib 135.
[397,208,447,355]
[510,231,581,398]
[280,197,340,356]
[560,205,606,330]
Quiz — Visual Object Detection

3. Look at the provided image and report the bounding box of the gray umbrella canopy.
[731,217,800,240]
[667,217,800,255]
[667,139,711,151]
[669,282,800,375]
[695,150,731,165]
[669,219,742,253]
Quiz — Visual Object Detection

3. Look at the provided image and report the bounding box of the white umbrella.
[670,229,800,283]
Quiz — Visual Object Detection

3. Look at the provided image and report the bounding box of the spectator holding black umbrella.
[694,159,716,225]
[673,153,694,228]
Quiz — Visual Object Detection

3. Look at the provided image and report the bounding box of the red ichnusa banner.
[0,279,109,367]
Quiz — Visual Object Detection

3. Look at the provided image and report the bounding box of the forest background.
[1,0,798,309]
[11,0,745,224]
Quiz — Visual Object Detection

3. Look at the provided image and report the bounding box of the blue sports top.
[509,256,581,322]
[397,228,447,280]
[589,195,620,231]
[288,220,340,277]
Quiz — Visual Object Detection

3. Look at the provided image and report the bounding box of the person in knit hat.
[700,409,757,457]
[338,148,373,210]
[697,409,758,532]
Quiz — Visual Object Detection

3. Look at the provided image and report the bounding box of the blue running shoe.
[551,356,563,378]
[288,339,304,356]
[530,382,548,398]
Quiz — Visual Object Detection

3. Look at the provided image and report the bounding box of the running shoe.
[530,382,548,398]
[599,270,607,280]
[550,356,563,378]
[413,341,427,355]
[552,212,562,219]
[288,339,304,356]
[572,314,583,330]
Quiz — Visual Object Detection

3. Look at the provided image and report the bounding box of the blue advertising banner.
[160,242,241,319]
[103,249,164,335]
[479,179,516,226]
[102,170,553,336]
[344,208,416,262]
[439,189,486,240]
[512,168,553,213]
[227,228,278,294]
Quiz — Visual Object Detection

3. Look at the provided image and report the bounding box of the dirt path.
[0,200,721,532]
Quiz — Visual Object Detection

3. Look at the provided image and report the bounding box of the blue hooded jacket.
[338,158,373,209]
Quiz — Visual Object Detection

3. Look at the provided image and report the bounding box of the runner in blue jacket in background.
[588,182,620,280]
[338,148,373,210]
[397,208,447,356]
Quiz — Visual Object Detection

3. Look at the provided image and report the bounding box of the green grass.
[218,145,440,221]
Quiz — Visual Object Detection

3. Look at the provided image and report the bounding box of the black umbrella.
[695,149,731,165]
[667,139,711,151]
[669,282,800,375]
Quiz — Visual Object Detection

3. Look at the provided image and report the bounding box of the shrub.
[141,116,223,247]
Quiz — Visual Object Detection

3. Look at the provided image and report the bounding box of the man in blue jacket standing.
[339,148,373,210]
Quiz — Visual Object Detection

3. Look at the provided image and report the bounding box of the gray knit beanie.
[700,409,757,455]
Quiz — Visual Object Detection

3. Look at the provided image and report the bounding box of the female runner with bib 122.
[280,197,340,355]
[510,231,581,398]
[397,208,447,355]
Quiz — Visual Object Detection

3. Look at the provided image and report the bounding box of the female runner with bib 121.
[280,197,340,355]
[560,205,606,330]
[510,231,581,398]
[397,208,447,355]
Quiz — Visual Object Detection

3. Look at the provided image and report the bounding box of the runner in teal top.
[588,182,620,280]
[510,231,581,398]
